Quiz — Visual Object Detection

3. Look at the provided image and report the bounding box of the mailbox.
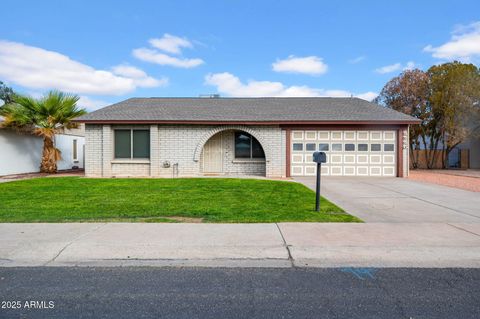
[313,151,327,163]
[312,151,326,212]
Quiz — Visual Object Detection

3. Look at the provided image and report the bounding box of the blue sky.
[1,0,479,110]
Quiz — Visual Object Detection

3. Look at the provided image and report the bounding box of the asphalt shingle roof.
[76,97,419,123]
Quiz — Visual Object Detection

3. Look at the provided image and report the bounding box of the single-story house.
[75,97,419,178]
[0,122,85,176]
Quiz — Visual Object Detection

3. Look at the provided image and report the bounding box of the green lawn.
[0,177,361,223]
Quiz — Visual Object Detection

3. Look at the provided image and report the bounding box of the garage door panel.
[330,166,343,176]
[292,154,304,163]
[383,154,395,164]
[292,131,304,140]
[357,155,369,164]
[343,154,355,164]
[383,131,395,140]
[304,165,316,176]
[344,166,356,176]
[331,131,343,140]
[383,166,395,176]
[357,166,369,176]
[291,166,304,176]
[370,155,382,164]
[370,166,382,176]
[321,166,329,175]
[357,131,369,140]
[304,131,317,140]
[318,131,330,140]
[344,131,356,140]
[330,154,343,164]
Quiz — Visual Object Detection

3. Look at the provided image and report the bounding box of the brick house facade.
[85,124,285,178]
[77,97,418,178]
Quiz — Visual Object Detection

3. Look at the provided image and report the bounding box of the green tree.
[374,69,430,168]
[0,81,15,105]
[427,62,480,168]
[0,91,87,173]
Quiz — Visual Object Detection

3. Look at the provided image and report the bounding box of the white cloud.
[78,96,110,111]
[133,34,204,68]
[204,72,377,101]
[403,61,416,70]
[111,64,168,87]
[149,34,193,55]
[272,55,328,75]
[133,48,204,68]
[424,22,480,61]
[349,56,366,64]
[375,61,418,74]
[0,40,166,95]
[375,63,402,74]
[356,91,378,101]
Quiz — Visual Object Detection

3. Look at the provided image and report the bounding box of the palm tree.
[0,90,87,173]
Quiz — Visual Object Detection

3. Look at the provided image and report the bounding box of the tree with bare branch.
[374,69,430,168]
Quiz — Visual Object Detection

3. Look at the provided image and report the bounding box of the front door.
[202,133,223,173]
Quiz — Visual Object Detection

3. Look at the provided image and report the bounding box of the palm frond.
[0,90,87,134]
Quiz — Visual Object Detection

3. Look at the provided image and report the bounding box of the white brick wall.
[84,124,286,178]
[84,124,103,177]
[112,163,150,177]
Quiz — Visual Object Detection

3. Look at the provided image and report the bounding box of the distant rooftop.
[76,97,419,124]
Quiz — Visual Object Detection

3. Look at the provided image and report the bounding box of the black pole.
[315,162,321,212]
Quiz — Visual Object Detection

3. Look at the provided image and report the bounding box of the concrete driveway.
[294,177,480,223]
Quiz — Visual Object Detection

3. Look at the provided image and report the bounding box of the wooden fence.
[410,149,469,169]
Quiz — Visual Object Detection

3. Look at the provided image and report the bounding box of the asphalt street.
[0,267,479,318]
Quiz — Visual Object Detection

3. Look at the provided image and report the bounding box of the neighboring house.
[412,123,479,169]
[75,97,419,178]
[0,122,85,176]
[459,136,480,169]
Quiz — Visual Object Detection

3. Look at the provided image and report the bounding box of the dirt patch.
[163,216,204,223]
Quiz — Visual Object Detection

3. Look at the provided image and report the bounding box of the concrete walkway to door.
[294,176,480,223]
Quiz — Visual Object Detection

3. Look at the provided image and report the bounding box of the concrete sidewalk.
[1,223,480,268]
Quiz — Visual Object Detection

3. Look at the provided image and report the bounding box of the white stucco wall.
[56,134,85,170]
[0,129,85,176]
[0,130,43,176]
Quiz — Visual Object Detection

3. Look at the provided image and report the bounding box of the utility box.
[313,151,327,164]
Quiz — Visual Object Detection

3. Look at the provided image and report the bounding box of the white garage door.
[290,130,397,177]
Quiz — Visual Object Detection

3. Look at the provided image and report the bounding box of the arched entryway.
[198,128,267,176]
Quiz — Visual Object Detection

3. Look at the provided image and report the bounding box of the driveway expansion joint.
[275,223,295,267]
[447,223,480,238]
